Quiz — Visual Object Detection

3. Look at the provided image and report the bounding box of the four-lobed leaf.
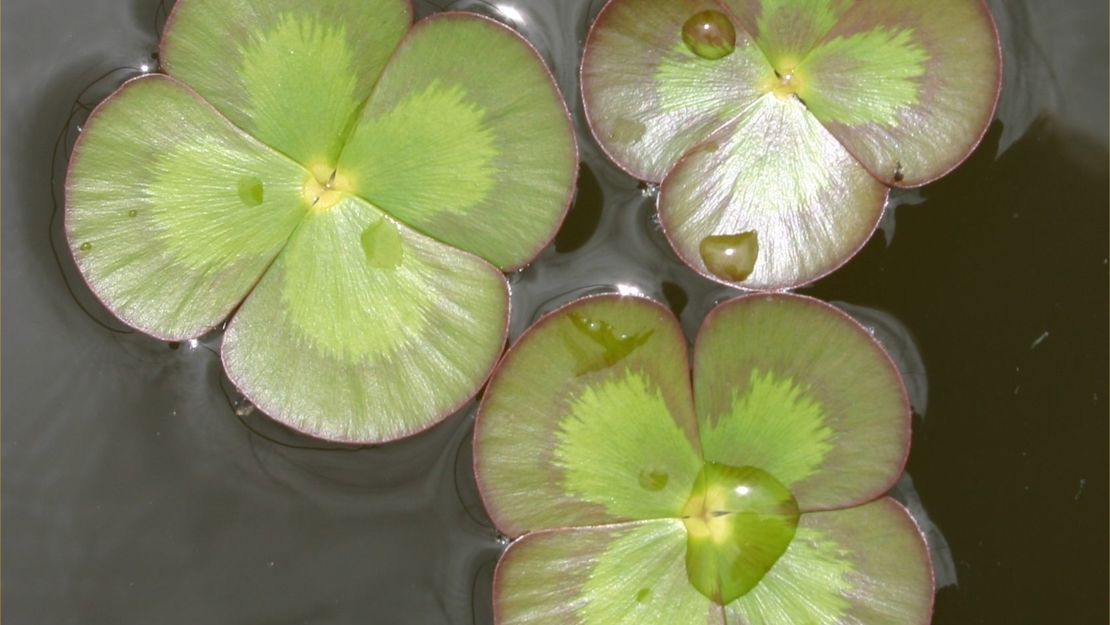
[582,0,1001,290]
[66,0,577,442]
[476,293,932,624]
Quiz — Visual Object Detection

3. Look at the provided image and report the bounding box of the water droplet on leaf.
[682,463,799,604]
[565,312,653,375]
[635,588,651,603]
[237,176,264,207]
[127,209,138,218]
[682,10,736,60]
[360,217,404,269]
[79,242,92,251]
[638,469,669,491]
[700,231,758,282]
[610,117,646,144]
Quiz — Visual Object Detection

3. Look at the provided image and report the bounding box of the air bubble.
[638,469,669,491]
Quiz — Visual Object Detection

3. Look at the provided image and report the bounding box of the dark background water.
[3,0,1107,623]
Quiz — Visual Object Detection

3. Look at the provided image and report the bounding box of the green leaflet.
[496,521,724,625]
[66,75,307,340]
[474,296,699,535]
[338,15,577,269]
[726,499,933,625]
[797,0,1002,185]
[222,194,508,442]
[694,294,910,511]
[658,92,887,290]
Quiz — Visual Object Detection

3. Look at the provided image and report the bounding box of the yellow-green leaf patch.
[338,14,577,270]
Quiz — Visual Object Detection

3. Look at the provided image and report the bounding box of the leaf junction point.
[682,462,799,604]
[302,163,352,210]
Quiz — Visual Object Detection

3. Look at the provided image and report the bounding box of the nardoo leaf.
[222,194,508,443]
[66,75,307,340]
[479,294,930,620]
[69,0,577,441]
[338,14,577,270]
[583,0,1000,288]
[496,521,725,625]
[693,294,910,511]
[160,0,412,166]
[475,296,701,536]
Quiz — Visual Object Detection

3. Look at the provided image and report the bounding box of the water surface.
[2,0,1106,623]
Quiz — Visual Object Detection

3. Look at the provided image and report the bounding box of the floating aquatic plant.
[65,0,577,442]
[582,0,1001,289]
[475,293,932,624]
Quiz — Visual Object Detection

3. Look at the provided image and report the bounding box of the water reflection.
[988,0,1108,154]
[890,473,959,590]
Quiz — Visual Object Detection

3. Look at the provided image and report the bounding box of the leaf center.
[682,463,799,604]
[302,163,352,210]
[761,67,806,101]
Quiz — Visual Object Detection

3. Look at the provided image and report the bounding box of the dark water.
[2,0,1106,623]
